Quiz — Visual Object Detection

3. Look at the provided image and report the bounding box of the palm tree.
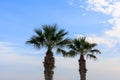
[65,37,101,80]
[26,24,70,80]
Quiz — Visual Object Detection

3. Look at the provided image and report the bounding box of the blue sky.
[0,0,120,80]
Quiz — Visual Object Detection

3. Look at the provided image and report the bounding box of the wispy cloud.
[86,0,120,40]
[0,42,17,53]
[0,41,44,64]
[68,0,120,47]
[67,0,84,8]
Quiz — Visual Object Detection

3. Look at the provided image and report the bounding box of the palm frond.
[68,43,77,51]
[56,38,70,48]
[34,29,43,37]
[43,24,57,39]
[55,29,68,43]
[66,50,77,57]
[89,43,97,49]
[86,54,97,60]
[90,49,101,54]
[26,36,41,49]
[56,29,68,37]
[57,48,77,57]
[56,48,67,57]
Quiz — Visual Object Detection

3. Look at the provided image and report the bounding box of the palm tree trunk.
[43,49,55,80]
[79,55,87,80]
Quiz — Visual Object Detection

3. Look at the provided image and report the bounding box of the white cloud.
[69,0,120,47]
[105,18,120,38]
[87,35,115,47]
[86,0,111,14]
[86,0,120,17]
[86,0,120,46]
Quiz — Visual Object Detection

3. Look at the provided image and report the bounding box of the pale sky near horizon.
[0,0,120,80]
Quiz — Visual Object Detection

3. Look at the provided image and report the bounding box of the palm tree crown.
[26,24,70,51]
[66,37,101,59]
